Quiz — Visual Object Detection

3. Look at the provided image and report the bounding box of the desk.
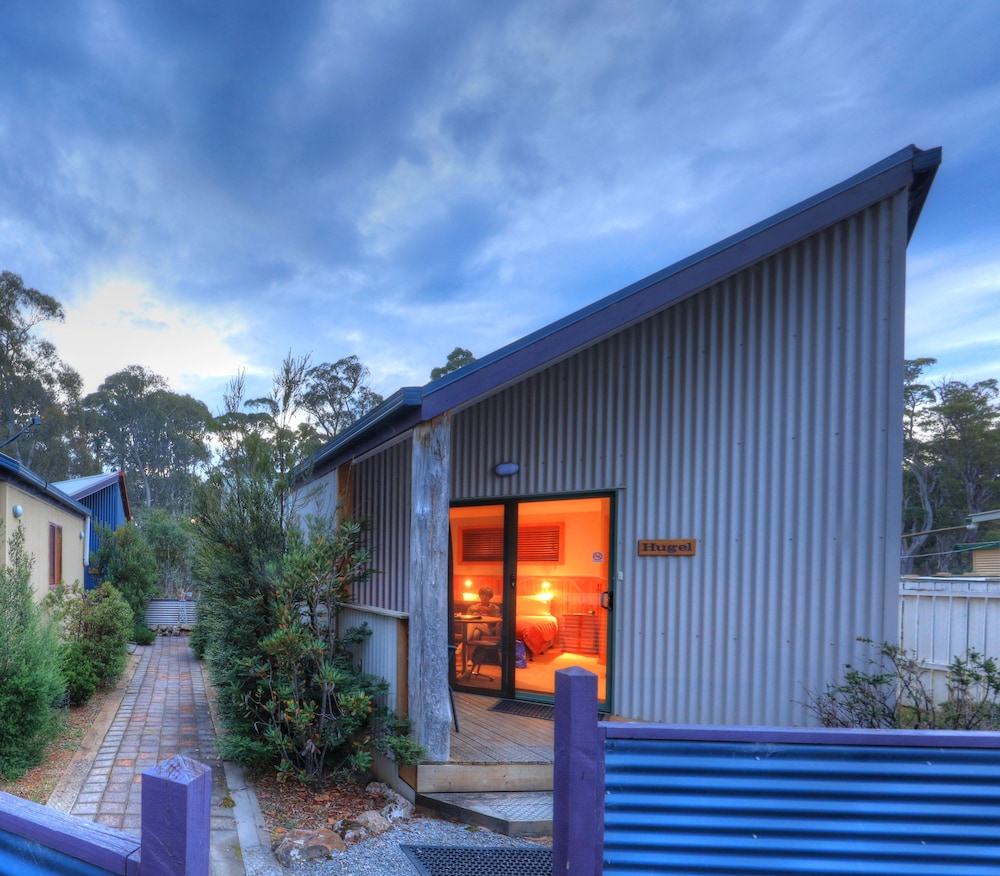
[453,614,500,678]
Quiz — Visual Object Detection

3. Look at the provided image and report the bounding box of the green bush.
[203,518,425,782]
[131,624,157,646]
[804,638,1000,730]
[90,523,159,623]
[60,641,99,706]
[0,525,64,779]
[45,582,134,700]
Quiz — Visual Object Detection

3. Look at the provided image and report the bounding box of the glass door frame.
[448,491,615,705]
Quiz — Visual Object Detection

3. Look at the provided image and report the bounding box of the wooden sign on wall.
[637,539,697,556]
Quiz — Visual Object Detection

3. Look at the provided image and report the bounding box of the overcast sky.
[1,2,998,414]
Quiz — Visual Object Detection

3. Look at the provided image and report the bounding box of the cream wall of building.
[1,481,88,603]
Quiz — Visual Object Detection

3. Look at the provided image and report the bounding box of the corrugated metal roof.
[52,471,132,522]
[52,472,120,498]
[305,145,941,479]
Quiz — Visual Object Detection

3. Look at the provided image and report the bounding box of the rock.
[339,822,370,844]
[273,828,346,866]
[379,792,415,822]
[353,809,391,835]
[365,780,415,822]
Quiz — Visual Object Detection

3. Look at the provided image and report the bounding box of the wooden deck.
[399,692,555,794]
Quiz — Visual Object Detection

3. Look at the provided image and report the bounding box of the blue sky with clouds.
[1,1,998,413]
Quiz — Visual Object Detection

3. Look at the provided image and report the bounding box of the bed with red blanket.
[515,596,559,658]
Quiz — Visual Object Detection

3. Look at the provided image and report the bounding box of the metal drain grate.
[401,845,553,876]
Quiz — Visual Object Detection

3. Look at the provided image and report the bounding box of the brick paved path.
[67,636,234,837]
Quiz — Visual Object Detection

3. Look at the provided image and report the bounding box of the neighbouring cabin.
[953,541,1000,576]
[294,146,941,793]
[0,453,90,602]
[53,472,133,590]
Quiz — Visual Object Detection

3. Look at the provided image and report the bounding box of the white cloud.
[40,276,262,399]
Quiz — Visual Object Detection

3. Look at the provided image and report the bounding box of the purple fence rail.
[0,755,210,876]
[554,667,1000,874]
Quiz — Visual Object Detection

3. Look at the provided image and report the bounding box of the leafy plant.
[804,638,1000,730]
[45,582,134,700]
[0,525,64,779]
[90,523,159,623]
[219,519,425,782]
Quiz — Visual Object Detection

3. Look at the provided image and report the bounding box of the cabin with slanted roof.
[294,145,941,808]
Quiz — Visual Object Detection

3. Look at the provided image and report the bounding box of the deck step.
[405,760,552,794]
[416,790,553,837]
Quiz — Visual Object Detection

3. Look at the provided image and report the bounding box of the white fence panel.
[900,577,1000,698]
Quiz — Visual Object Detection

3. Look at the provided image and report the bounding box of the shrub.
[216,519,425,782]
[0,525,64,779]
[45,582,134,699]
[804,638,1000,730]
[131,624,157,646]
[90,523,159,623]
[60,641,99,706]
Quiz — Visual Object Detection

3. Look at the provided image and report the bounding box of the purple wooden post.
[554,666,604,875]
[141,755,211,876]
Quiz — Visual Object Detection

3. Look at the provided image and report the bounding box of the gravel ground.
[290,814,552,875]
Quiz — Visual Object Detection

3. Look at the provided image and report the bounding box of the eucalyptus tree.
[902,358,1000,574]
[300,355,383,439]
[84,366,211,512]
[430,346,475,380]
[0,270,95,478]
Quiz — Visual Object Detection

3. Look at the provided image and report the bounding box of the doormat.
[401,845,552,876]
[488,700,555,721]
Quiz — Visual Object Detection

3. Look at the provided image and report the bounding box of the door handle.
[600,591,613,610]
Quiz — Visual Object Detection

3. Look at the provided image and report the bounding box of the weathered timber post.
[409,413,452,761]
[554,667,604,875]
[141,755,211,876]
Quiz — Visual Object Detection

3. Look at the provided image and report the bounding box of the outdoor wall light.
[12,504,23,518]
[494,462,519,477]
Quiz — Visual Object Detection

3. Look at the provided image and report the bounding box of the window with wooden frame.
[461,524,563,564]
[48,523,63,588]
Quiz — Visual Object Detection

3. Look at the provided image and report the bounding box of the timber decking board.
[448,693,553,765]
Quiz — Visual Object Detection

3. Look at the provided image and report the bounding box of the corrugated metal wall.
[339,605,407,713]
[83,483,129,589]
[452,194,907,725]
[353,437,413,613]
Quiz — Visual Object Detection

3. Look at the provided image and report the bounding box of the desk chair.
[469,636,502,680]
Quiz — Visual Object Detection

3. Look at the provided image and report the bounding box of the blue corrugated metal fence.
[554,668,1000,874]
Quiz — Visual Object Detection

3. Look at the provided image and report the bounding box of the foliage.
[59,642,100,706]
[430,346,475,380]
[804,638,1000,730]
[902,358,1000,574]
[83,366,212,513]
[0,525,64,779]
[45,583,134,705]
[300,355,383,439]
[131,624,157,646]
[135,507,196,598]
[191,391,288,719]
[218,519,425,781]
[0,270,95,479]
[90,523,159,623]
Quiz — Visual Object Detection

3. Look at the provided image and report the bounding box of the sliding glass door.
[449,495,612,706]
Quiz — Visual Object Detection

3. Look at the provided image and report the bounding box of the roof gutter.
[0,453,91,518]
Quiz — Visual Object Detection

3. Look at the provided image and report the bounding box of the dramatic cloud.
[1,0,998,408]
